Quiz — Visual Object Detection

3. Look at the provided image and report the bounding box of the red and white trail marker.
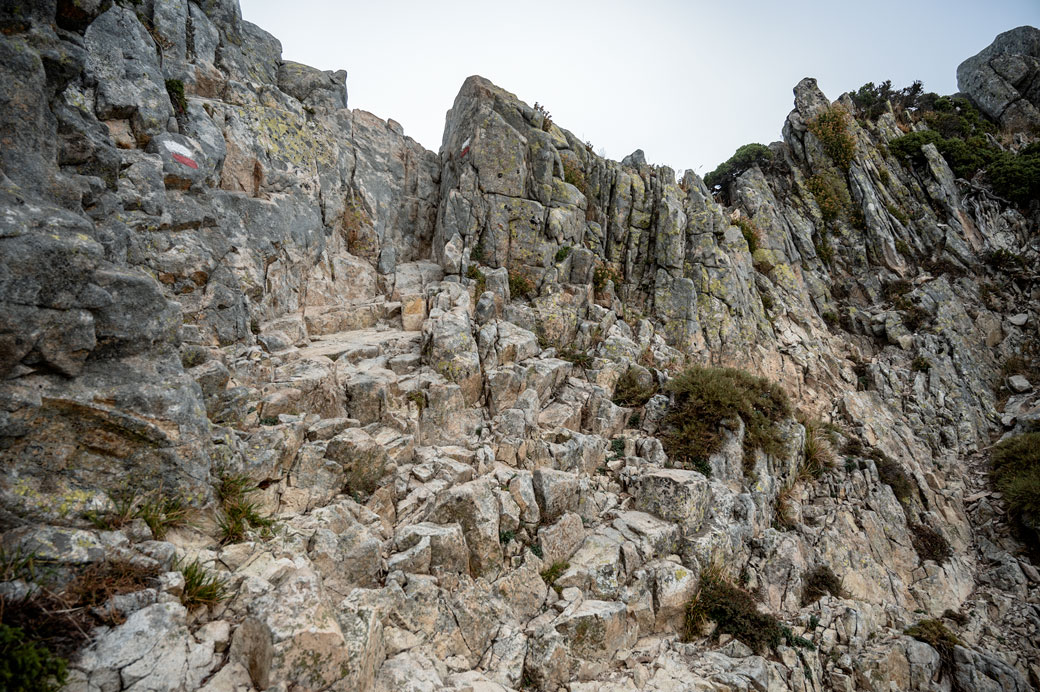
[164,140,200,169]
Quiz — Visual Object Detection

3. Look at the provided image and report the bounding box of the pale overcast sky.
[240,0,1038,175]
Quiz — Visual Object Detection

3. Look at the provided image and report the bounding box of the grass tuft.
[215,471,274,545]
[178,558,228,609]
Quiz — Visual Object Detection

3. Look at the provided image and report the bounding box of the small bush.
[987,146,1040,207]
[883,279,912,301]
[659,367,791,477]
[851,79,925,122]
[1,559,159,662]
[561,158,586,194]
[540,561,569,590]
[554,245,572,262]
[991,433,1040,547]
[704,143,774,191]
[895,296,930,331]
[684,571,805,652]
[533,102,552,131]
[910,522,952,563]
[165,79,186,116]
[808,107,856,171]
[508,267,535,299]
[869,448,915,503]
[0,624,67,692]
[807,171,852,224]
[557,347,593,368]
[592,263,621,295]
[179,558,228,608]
[613,368,658,408]
[906,618,961,682]
[465,264,486,295]
[911,356,931,373]
[984,248,1024,272]
[499,530,515,545]
[801,565,844,605]
[406,389,427,414]
[733,216,761,253]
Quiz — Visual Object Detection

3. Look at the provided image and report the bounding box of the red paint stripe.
[172,152,199,169]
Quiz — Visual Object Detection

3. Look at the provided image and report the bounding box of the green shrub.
[0,624,67,692]
[869,448,914,503]
[659,367,791,477]
[991,433,1040,546]
[704,143,774,191]
[465,264,486,295]
[508,267,535,299]
[906,619,961,682]
[911,356,931,373]
[807,171,852,224]
[883,279,912,300]
[540,561,569,589]
[895,296,930,331]
[613,368,658,407]
[986,146,1040,207]
[801,565,844,605]
[733,216,761,253]
[406,389,427,414]
[165,78,186,115]
[179,558,228,608]
[554,245,572,262]
[851,79,925,121]
[910,522,952,563]
[592,263,621,295]
[561,158,586,194]
[684,571,807,652]
[984,248,1024,271]
[807,107,856,171]
[557,347,593,368]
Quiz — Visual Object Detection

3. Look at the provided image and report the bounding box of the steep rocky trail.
[1,2,1039,691]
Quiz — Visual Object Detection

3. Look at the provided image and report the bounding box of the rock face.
[958,26,1040,131]
[1,3,1039,692]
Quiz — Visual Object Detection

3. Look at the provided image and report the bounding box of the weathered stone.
[325,428,389,496]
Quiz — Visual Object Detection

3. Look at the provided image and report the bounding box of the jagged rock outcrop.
[958,26,1040,131]
[1,2,1038,692]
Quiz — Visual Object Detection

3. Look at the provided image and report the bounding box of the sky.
[239,0,1038,176]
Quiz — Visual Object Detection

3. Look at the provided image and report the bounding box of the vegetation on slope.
[991,433,1040,548]
[658,367,791,477]
[853,82,1040,208]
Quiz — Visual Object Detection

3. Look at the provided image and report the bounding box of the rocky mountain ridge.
[1,2,1038,691]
